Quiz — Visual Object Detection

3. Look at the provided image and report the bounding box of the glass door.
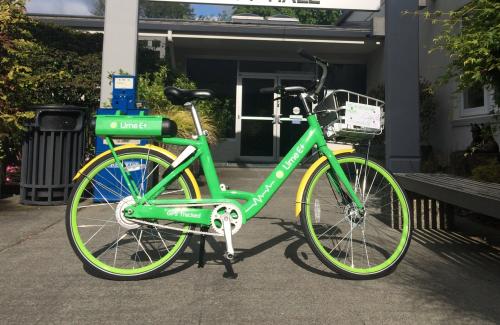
[277,77,314,158]
[236,74,314,162]
[237,75,278,162]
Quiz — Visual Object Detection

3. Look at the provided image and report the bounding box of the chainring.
[210,204,243,235]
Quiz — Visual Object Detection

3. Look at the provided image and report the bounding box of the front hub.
[344,203,364,225]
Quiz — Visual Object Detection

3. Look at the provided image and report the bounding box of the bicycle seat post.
[184,102,204,136]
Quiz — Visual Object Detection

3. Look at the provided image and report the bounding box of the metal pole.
[384,0,421,172]
[100,0,140,106]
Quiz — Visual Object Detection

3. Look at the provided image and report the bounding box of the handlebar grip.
[260,87,278,94]
[298,49,316,62]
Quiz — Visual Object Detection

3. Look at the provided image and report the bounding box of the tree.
[1,0,102,164]
[0,0,220,166]
[422,0,500,106]
[232,6,340,25]
[93,0,194,19]
[0,0,41,162]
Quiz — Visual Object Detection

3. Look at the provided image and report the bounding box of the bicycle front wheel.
[300,155,412,279]
[66,146,199,280]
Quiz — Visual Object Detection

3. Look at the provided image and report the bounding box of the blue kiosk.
[94,75,149,202]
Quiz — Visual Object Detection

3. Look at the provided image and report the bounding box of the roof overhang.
[29,14,384,59]
[29,14,381,40]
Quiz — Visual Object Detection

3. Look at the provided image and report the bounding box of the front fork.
[319,145,365,214]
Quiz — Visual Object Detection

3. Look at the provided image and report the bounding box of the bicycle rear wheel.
[300,155,412,279]
[66,146,199,280]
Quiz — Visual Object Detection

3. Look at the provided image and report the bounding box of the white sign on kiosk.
[114,77,135,90]
[150,0,381,10]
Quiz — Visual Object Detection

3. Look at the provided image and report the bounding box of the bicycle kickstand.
[198,227,209,268]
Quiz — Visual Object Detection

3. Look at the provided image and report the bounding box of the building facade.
[32,13,384,163]
[32,0,496,168]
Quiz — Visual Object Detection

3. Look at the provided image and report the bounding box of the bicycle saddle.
[164,86,214,105]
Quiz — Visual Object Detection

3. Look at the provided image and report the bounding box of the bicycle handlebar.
[259,50,328,99]
[298,49,329,96]
[260,86,281,95]
[259,86,307,95]
[298,49,316,62]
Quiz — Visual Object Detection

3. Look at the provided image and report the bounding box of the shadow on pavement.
[412,229,500,269]
[156,217,345,280]
[394,229,500,322]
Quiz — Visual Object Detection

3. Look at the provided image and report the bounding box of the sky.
[26,0,228,17]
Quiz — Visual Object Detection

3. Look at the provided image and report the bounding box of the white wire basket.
[315,89,385,144]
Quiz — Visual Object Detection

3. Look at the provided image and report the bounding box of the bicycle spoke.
[104,168,133,197]
[84,215,117,245]
[113,226,123,267]
[78,224,116,228]
[79,216,118,224]
[361,220,370,267]
[85,177,127,204]
[350,220,354,267]
[132,231,153,263]
[317,217,347,239]
[363,172,378,204]
[328,223,359,255]
[154,226,171,253]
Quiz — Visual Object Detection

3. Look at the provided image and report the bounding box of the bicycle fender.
[295,149,355,218]
[72,144,201,199]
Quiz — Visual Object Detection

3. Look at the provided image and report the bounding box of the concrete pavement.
[1,167,500,324]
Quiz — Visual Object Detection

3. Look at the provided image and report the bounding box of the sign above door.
[149,0,381,11]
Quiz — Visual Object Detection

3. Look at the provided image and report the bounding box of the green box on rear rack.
[94,113,177,138]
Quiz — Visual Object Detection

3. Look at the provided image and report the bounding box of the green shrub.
[137,66,221,143]
[471,160,500,183]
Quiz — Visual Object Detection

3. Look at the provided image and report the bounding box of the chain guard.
[125,202,243,237]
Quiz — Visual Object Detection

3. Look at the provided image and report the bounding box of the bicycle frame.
[108,114,364,227]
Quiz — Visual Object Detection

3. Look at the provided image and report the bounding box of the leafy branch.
[407,0,500,106]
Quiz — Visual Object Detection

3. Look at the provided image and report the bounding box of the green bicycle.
[66,51,412,280]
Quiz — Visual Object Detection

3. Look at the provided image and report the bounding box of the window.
[461,86,496,117]
[187,59,237,138]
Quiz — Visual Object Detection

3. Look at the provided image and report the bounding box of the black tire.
[66,146,199,280]
[300,155,412,279]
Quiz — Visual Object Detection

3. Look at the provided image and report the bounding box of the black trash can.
[21,105,87,205]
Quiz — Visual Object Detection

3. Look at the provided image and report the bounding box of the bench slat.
[397,174,500,198]
[396,173,500,220]
[397,174,500,196]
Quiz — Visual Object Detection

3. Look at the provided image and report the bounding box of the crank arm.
[222,216,235,260]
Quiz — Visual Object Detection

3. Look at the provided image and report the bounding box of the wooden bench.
[396,174,500,227]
